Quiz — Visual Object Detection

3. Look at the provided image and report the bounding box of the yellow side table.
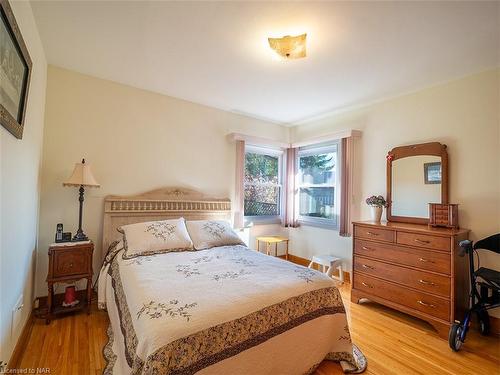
[256,236,289,260]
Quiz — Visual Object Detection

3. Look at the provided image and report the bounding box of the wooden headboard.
[102,187,231,256]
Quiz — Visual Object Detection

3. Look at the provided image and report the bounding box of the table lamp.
[63,159,100,241]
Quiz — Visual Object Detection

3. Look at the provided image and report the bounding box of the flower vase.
[370,206,383,222]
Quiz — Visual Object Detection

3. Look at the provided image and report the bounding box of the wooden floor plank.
[16,285,499,374]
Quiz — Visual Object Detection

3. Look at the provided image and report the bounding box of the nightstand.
[256,236,289,260]
[46,241,94,324]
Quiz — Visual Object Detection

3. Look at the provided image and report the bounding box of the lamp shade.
[63,159,100,187]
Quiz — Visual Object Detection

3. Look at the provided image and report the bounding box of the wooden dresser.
[352,221,469,337]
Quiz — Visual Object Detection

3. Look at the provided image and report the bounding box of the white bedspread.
[98,245,365,374]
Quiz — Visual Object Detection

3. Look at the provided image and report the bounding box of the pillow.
[186,220,244,250]
[119,218,193,259]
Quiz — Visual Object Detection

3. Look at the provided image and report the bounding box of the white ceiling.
[31,1,499,125]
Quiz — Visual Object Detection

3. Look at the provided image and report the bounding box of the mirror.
[392,156,442,218]
[387,142,448,224]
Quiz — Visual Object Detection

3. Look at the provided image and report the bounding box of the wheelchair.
[448,233,500,351]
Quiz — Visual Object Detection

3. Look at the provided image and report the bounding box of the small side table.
[256,236,289,260]
[46,241,94,324]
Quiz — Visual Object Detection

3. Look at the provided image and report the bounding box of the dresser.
[352,221,469,338]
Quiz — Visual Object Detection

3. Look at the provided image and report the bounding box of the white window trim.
[296,140,341,230]
[244,144,284,226]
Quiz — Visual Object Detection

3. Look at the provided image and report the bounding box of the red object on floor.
[64,286,76,305]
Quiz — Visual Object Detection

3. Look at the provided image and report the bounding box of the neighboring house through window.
[244,145,283,224]
[297,141,340,228]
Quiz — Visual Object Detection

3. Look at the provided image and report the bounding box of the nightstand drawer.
[53,248,90,277]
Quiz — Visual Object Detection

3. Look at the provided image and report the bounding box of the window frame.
[243,144,284,225]
[296,140,341,229]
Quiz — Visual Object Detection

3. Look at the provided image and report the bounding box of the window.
[297,141,340,228]
[244,146,283,222]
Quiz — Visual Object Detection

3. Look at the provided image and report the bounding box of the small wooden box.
[429,203,459,228]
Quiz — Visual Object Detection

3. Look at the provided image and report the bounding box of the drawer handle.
[366,231,379,236]
[69,263,74,268]
[361,282,373,288]
[362,264,374,270]
[361,246,373,251]
[417,300,435,308]
[418,258,435,263]
[418,279,436,286]
[415,238,431,244]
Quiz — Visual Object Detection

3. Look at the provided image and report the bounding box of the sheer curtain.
[284,147,298,227]
[234,140,245,228]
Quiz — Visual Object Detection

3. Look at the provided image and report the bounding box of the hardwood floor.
[16,284,499,375]
[18,302,108,375]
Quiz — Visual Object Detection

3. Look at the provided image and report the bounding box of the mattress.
[98,244,366,374]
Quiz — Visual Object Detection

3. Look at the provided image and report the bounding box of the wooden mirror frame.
[386,142,448,224]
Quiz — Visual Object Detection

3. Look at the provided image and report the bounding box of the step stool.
[308,255,344,283]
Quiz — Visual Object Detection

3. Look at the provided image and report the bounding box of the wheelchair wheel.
[448,323,463,351]
[477,310,490,336]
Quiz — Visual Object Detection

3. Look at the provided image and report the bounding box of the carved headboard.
[102,187,231,257]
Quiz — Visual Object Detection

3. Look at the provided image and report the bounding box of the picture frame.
[0,0,32,139]
[424,162,441,184]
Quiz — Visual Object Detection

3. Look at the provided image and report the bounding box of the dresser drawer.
[53,248,90,277]
[397,231,450,252]
[354,273,450,321]
[354,239,451,275]
[354,226,395,243]
[354,256,451,297]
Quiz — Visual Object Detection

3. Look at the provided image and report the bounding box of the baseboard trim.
[8,310,34,370]
[470,314,500,336]
[491,316,500,336]
[280,253,351,282]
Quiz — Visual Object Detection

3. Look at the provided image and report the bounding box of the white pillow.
[119,218,193,259]
[186,220,244,250]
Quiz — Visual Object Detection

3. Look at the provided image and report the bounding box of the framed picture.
[424,162,441,184]
[0,0,32,139]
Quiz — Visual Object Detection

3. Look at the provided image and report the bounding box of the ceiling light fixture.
[268,33,307,60]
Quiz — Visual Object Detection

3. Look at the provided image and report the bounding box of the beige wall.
[36,66,288,297]
[36,66,499,316]
[289,69,500,293]
[0,2,47,362]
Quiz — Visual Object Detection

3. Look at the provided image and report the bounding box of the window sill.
[297,218,338,230]
[244,216,282,226]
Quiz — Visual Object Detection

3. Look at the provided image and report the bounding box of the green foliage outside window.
[245,153,279,183]
[299,154,334,172]
[244,152,280,216]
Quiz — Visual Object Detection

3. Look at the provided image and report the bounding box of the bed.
[98,188,366,374]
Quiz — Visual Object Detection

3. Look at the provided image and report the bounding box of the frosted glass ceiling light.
[268,33,307,59]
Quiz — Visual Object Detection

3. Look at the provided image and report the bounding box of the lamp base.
[73,185,88,242]
[72,230,88,242]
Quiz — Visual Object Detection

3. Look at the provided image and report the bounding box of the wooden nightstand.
[46,241,94,324]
